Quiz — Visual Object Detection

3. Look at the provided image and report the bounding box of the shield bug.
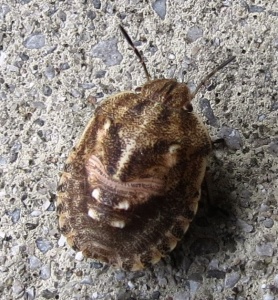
[56,25,235,271]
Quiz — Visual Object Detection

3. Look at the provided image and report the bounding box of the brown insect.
[56,25,235,271]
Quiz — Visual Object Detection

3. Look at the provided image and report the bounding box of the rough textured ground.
[0,0,278,299]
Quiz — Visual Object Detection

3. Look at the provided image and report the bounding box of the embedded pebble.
[256,243,274,257]
[152,0,167,20]
[207,269,226,279]
[268,141,278,155]
[10,208,21,223]
[23,33,45,49]
[187,26,203,43]
[42,200,51,211]
[11,140,21,152]
[157,276,168,287]
[225,272,240,288]
[29,256,42,270]
[263,294,275,300]
[35,238,53,253]
[31,210,42,217]
[0,156,7,166]
[12,279,24,297]
[263,218,274,228]
[71,89,82,98]
[87,10,96,20]
[220,126,243,150]
[0,4,10,19]
[258,114,266,121]
[236,218,254,233]
[259,204,270,212]
[60,62,70,70]
[127,280,135,289]
[41,289,57,299]
[199,98,218,127]
[25,286,36,300]
[273,274,278,288]
[91,38,123,66]
[42,85,52,96]
[95,70,106,78]
[152,291,161,299]
[249,5,265,13]
[117,290,132,300]
[40,264,51,280]
[92,292,98,299]
[58,10,67,22]
[78,83,95,89]
[92,0,101,9]
[80,276,93,285]
[75,251,84,261]
[58,235,66,247]
[90,261,103,269]
[44,66,55,80]
[174,291,190,300]
[115,271,126,281]
[189,280,201,296]
[208,259,219,270]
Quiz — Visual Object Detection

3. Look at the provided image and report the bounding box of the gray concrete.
[0,0,277,299]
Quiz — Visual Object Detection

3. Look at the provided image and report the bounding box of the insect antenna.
[119,25,151,82]
[191,56,236,99]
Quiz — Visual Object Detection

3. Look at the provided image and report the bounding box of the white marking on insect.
[169,144,181,154]
[115,139,137,180]
[115,200,130,210]
[111,220,125,228]
[85,155,165,198]
[88,208,100,220]
[103,119,111,131]
[92,188,101,200]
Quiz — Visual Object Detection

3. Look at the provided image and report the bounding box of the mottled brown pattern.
[56,78,212,271]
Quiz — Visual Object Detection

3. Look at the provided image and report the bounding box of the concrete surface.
[0,0,277,299]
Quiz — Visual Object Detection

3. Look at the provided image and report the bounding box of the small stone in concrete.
[152,291,161,299]
[87,10,96,20]
[42,85,52,96]
[12,279,24,298]
[29,256,42,270]
[41,289,57,299]
[220,126,243,150]
[268,141,278,155]
[225,272,240,288]
[236,218,254,233]
[10,208,21,223]
[0,4,11,20]
[187,26,203,43]
[60,62,70,70]
[40,264,51,280]
[249,5,265,13]
[91,38,123,66]
[256,242,274,257]
[263,218,274,228]
[36,238,53,254]
[199,98,218,127]
[45,66,55,80]
[152,0,166,20]
[23,33,45,49]
[92,0,101,9]
[95,70,106,78]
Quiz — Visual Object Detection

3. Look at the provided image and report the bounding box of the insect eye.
[184,103,193,112]
[135,87,142,93]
